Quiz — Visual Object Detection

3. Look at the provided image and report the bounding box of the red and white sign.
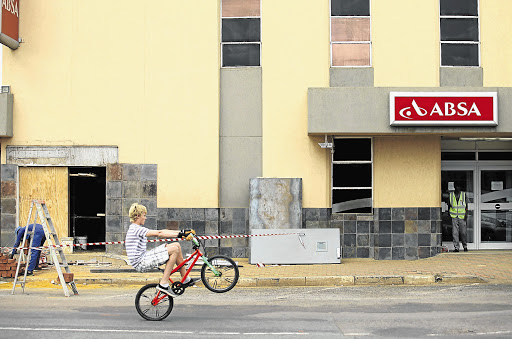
[390,92,498,126]
[0,0,19,50]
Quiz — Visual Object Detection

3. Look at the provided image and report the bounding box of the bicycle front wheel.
[135,283,174,321]
[201,255,239,293]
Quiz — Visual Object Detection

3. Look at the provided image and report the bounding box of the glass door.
[441,167,475,250]
[479,167,512,249]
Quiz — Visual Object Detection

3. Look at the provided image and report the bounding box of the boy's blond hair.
[129,203,147,222]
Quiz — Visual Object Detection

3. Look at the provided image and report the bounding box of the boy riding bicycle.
[125,203,200,296]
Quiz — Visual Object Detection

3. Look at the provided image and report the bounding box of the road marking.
[0,327,310,336]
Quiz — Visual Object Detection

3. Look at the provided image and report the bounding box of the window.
[330,0,371,67]
[332,138,373,213]
[221,0,261,67]
[440,0,479,66]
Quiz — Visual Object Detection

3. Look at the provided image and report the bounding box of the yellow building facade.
[1,0,511,259]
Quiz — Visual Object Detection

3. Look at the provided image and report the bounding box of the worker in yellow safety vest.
[448,183,468,252]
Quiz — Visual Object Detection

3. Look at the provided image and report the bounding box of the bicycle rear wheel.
[135,283,174,321]
[201,255,239,293]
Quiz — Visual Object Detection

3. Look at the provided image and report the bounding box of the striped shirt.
[125,223,149,268]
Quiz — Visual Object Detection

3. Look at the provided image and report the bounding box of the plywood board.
[19,167,69,238]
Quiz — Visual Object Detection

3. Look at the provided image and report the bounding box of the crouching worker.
[125,203,200,296]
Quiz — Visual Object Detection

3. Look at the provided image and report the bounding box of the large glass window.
[440,0,479,66]
[221,0,261,67]
[330,0,371,67]
[332,138,373,213]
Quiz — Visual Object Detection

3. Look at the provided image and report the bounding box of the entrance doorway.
[441,165,512,250]
[69,167,106,251]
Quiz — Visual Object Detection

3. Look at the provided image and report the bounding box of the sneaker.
[156,284,177,297]
[453,249,459,252]
[464,248,468,252]
[182,277,201,288]
[26,271,34,276]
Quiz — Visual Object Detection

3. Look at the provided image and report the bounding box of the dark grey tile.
[178,220,192,229]
[1,164,17,181]
[431,234,438,247]
[233,208,246,221]
[233,219,246,234]
[344,214,357,221]
[220,247,233,257]
[319,208,329,221]
[418,220,431,234]
[141,164,157,180]
[418,247,431,259]
[379,208,391,220]
[378,247,392,260]
[157,208,168,220]
[145,217,157,229]
[344,221,356,234]
[418,234,431,246]
[357,234,369,247]
[205,221,219,235]
[106,216,122,232]
[191,208,205,221]
[220,221,232,235]
[107,181,122,198]
[166,208,178,221]
[220,208,233,222]
[357,247,369,258]
[205,208,219,221]
[344,234,356,247]
[107,199,122,216]
[431,207,441,221]
[405,208,418,220]
[1,198,16,214]
[233,247,247,258]
[418,208,431,220]
[192,221,205,235]
[318,221,329,228]
[378,234,391,247]
[392,221,405,233]
[122,181,141,198]
[330,220,343,232]
[140,199,157,215]
[178,208,191,221]
[357,221,370,234]
[122,164,141,181]
[392,247,405,260]
[142,182,157,198]
[405,233,418,247]
[392,234,404,246]
[379,221,391,233]
[305,208,319,221]
[343,247,356,258]
[405,247,418,260]
[392,208,405,221]
[306,221,319,229]
[430,247,440,257]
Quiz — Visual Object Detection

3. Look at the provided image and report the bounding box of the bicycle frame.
[169,236,221,285]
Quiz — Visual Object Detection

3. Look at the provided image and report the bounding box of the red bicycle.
[135,233,239,320]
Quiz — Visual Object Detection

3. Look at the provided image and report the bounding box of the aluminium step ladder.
[12,200,79,297]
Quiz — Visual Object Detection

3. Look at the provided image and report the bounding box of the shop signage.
[390,92,498,126]
[0,0,19,49]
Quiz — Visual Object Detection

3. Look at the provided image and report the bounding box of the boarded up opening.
[19,167,69,239]
[69,167,106,251]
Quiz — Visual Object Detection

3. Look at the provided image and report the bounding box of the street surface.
[0,284,511,338]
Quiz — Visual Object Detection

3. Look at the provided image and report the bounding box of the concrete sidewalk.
[2,250,512,289]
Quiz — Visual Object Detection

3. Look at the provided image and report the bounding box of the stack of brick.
[0,253,24,278]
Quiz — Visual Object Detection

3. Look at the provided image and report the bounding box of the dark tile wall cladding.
[302,207,442,260]
[105,164,441,260]
[0,165,18,247]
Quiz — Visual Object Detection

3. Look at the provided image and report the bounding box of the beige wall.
[262,0,330,208]
[2,0,220,208]
[374,136,441,208]
[373,0,439,87]
[481,0,512,86]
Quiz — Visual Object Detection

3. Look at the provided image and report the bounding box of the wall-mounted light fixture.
[1,86,10,94]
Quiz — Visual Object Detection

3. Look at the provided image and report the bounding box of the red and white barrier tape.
[0,232,299,251]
